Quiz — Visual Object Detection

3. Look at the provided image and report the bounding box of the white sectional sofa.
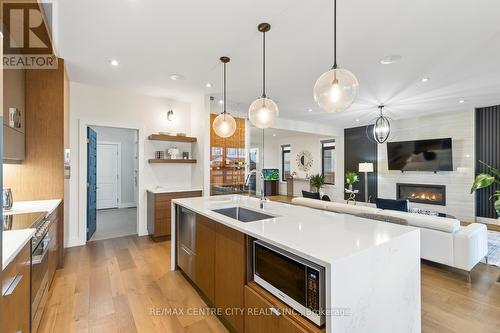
[291,197,489,273]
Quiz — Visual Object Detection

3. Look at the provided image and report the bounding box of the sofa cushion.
[292,197,327,210]
[381,210,460,233]
[302,190,321,200]
[375,198,409,212]
[323,202,383,215]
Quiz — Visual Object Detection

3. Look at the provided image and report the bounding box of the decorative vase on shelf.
[348,184,353,191]
[167,147,179,159]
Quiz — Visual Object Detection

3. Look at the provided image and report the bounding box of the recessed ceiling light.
[355,119,360,122]
[205,83,212,88]
[421,77,430,83]
[307,108,313,113]
[218,99,224,105]
[458,98,465,104]
[380,55,402,65]
[169,74,184,81]
[109,59,119,67]
[272,133,276,137]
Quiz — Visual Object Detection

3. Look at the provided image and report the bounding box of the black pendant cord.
[262,31,266,98]
[223,61,227,115]
[332,0,337,69]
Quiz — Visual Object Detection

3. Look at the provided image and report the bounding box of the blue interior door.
[87,127,97,240]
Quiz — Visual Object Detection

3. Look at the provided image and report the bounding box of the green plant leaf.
[479,160,500,178]
[470,173,495,193]
[495,198,500,211]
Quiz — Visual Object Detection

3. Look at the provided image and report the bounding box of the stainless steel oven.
[31,230,50,323]
[253,240,326,326]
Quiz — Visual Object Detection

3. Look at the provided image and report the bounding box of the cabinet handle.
[269,306,282,316]
[2,274,23,297]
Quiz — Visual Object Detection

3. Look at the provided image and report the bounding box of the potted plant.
[470,161,500,217]
[309,174,326,193]
[345,171,359,191]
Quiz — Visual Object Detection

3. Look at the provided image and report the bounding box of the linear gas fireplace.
[396,183,446,206]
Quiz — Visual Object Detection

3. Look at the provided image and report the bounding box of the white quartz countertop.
[147,187,203,194]
[3,229,36,270]
[4,199,62,216]
[172,195,418,266]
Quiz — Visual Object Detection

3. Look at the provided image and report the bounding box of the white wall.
[377,109,475,221]
[92,126,137,207]
[251,130,345,202]
[68,82,201,247]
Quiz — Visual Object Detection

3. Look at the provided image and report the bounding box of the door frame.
[96,141,122,209]
[78,119,143,245]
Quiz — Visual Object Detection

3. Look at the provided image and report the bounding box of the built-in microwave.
[253,240,325,326]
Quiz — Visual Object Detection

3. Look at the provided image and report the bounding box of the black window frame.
[281,145,291,182]
[321,140,336,185]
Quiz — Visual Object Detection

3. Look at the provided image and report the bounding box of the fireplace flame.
[409,192,439,201]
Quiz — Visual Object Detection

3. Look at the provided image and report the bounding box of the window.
[281,145,291,181]
[321,140,335,185]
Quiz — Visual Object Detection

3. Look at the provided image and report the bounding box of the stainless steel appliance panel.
[177,206,196,281]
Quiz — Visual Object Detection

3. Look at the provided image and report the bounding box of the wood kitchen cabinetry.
[147,190,202,240]
[245,283,323,333]
[1,241,31,333]
[214,223,246,333]
[194,214,216,302]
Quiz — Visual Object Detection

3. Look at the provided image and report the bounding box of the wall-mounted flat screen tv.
[387,138,453,171]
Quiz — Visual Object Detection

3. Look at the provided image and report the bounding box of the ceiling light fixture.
[205,83,212,88]
[380,55,402,65]
[248,23,279,128]
[458,98,465,104]
[372,104,391,144]
[314,0,359,113]
[308,108,313,113]
[212,57,237,138]
[421,77,430,83]
[169,74,184,81]
[109,59,119,67]
[219,99,224,105]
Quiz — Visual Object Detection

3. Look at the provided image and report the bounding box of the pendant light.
[373,104,391,144]
[213,56,237,138]
[313,0,359,113]
[248,23,279,128]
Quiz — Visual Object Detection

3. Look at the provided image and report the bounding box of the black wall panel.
[344,126,378,202]
[475,106,500,218]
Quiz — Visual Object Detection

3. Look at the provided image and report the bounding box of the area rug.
[483,230,500,267]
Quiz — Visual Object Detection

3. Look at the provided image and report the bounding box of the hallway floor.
[91,208,137,241]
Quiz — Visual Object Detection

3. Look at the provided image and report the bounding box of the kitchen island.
[171,195,421,333]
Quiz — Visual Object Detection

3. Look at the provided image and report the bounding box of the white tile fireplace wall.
[377,109,475,222]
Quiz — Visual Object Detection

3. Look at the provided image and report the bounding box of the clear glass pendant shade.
[212,113,236,138]
[313,68,359,113]
[373,115,391,144]
[248,97,279,128]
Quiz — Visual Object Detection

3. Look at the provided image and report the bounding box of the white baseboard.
[119,202,137,209]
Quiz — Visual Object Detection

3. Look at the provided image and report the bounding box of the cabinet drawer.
[1,242,31,333]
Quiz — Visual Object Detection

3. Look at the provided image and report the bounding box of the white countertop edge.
[4,199,62,216]
[147,187,203,194]
[3,229,36,270]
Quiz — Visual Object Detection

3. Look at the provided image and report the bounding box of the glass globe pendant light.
[313,0,359,113]
[249,23,279,128]
[213,56,237,138]
[373,104,391,144]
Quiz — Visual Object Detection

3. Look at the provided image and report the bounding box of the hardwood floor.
[38,236,500,333]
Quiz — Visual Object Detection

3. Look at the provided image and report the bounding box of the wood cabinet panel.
[194,214,216,303]
[1,241,31,333]
[48,217,58,284]
[245,285,277,333]
[147,191,202,240]
[215,223,245,333]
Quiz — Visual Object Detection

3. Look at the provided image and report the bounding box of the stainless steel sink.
[211,207,275,222]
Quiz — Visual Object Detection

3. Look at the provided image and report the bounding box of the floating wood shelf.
[148,134,197,143]
[148,159,197,164]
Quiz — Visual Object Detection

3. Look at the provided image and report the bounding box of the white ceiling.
[57,0,500,128]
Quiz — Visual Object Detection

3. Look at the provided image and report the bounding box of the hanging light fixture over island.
[248,23,279,128]
[213,56,237,138]
[373,104,391,144]
[313,0,359,113]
